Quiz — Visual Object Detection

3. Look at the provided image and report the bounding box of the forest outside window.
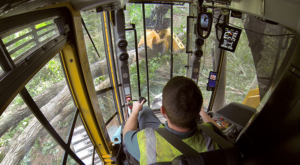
[225,17,257,105]
[0,65,3,77]
[97,91,117,123]
[81,10,112,92]
[106,115,120,141]
[145,4,172,109]
[67,155,79,165]
[127,3,186,108]
[25,53,77,143]
[0,95,64,164]
[94,151,102,165]
[173,3,189,78]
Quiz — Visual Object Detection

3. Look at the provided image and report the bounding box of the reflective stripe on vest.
[203,131,215,151]
[145,128,157,164]
[137,123,219,165]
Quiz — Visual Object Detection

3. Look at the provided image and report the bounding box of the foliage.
[0,153,5,163]
[67,156,77,165]
[0,66,3,75]
[25,54,65,98]
[42,139,57,155]
[0,116,31,146]
[225,18,256,104]
[20,150,31,165]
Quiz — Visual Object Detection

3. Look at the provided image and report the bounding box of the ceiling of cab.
[71,0,129,11]
[128,0,193,3]
[0,0,194,19]
[0,0,128,19]
[0,0,69,19]
[1,0,300,33]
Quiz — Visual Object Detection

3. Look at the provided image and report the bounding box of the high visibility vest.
[137,123,219,165]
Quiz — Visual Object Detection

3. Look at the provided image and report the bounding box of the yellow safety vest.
[137,123,219,165]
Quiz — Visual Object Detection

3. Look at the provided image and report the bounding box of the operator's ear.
[160,106,167,119]
[160,106,165,115]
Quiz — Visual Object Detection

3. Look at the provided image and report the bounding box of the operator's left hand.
[132,99,146,115]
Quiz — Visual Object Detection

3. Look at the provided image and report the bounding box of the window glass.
[146,4,172,109]
[81,10,111,91]
[173,4,189,77]
[127,3,149,104]
[25,53,76,143]
[0,65,3,76]
[71,115,94,165]
[127,3,194,109]
[0,95,64,164]
[67,155,80,165]
[224,17,257,104]
[243,14,296,98]
[106,115,120,141]
[94,151,103,165]
[2,28,32,44]
[1,18,59,63]
[126,29,139,100]
[97,91,117,123]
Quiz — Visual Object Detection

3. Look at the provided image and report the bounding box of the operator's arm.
[200,107,222,129]
[123,99,145,139]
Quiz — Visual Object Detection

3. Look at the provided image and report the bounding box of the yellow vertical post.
[43,2,114,164]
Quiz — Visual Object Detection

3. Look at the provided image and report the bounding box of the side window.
[25,53,77,143]
[127,3,190,109]
[71,115,99,165]
[0,54,78,164]
[1,18,59,64]
[225,17,257,105]
[81,10,121,140]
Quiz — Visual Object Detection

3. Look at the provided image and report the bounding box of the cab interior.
[0,0,300,165]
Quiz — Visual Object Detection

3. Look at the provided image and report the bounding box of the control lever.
[125,97,146,121]
[138,97,147,104]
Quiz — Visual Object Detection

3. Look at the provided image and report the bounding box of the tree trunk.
[0,42,167,164]
[0,86,71,165]
[0,78,116,165]
[0,80,66,137]
[0,47,141,138]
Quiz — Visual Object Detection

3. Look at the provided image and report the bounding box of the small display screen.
[124,86,130,95]
[199,13,212,31]
[201,14,209,29]
[219,25,242,52]
[208,71,217,88]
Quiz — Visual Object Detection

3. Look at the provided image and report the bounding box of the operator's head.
[162,76,203,129]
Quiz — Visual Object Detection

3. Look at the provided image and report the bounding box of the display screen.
[219,25,242,52]
[208,71,217,88]
[124,86,130,95]
[199,13,212,32]
[201,14,209,30]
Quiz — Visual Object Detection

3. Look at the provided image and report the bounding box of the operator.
[124,76,222,164]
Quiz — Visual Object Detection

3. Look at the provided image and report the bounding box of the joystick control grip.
[139,97,147,104]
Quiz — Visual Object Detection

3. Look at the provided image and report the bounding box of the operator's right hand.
[132,99,146,115]
[200,106,206,117]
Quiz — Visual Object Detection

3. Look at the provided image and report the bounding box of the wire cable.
[228,23,294,36]
[212,16,294,37]
[81,18,101,58]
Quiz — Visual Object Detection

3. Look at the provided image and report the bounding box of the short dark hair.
[162,76,203,128]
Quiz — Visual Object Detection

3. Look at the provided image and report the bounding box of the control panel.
[212,112,242,143]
